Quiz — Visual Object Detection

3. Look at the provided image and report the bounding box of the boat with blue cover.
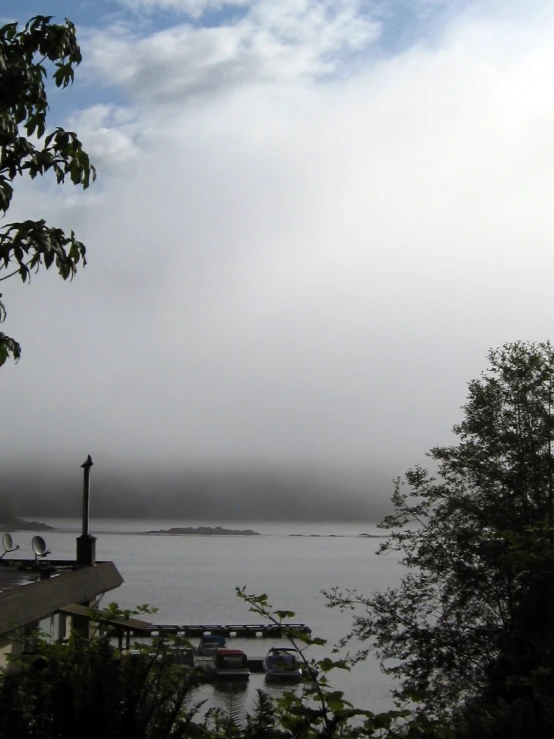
[264,647,303,681]
[196,634,228,656]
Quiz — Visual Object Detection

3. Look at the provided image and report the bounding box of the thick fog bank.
[0,466,394,523]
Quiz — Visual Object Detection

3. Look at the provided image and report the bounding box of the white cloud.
[83,0,380,101]
[65,105,140,171]
[117,0,252,19]
[4,1,554,477]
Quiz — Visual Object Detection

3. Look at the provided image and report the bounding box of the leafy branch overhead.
[0,14,95,366]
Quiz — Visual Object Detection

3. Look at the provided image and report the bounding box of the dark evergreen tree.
[243,690,281,739]
[326,341,554,734]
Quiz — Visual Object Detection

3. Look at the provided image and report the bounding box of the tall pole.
[76,455,96,567]
[81,454,93,536]
[74,455,97,639]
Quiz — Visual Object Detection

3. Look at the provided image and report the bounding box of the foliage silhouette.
[0,15,95,366]
[325,341,554,736]
[0,633,205,739]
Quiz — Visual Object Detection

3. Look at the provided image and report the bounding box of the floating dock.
[131,623,312,639]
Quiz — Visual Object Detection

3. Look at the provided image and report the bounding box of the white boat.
[264,647,303,680]
[207,648,250,679]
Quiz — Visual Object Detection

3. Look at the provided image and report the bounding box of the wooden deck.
[131,623,312,638]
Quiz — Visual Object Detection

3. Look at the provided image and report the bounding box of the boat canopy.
[214,649,247,667]
[266,653,298,667]
[200,635,227,645]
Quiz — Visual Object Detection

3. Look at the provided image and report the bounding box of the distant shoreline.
[0,518,54,533]
[142,527,384,538]
[8,519,386,538]
[144,526,261,536]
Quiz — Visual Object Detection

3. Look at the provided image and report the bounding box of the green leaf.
[317,657,350,673]
[274,609,296,620]
[308,637,327,646]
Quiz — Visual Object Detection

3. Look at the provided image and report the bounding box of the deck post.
[56,613,67,642]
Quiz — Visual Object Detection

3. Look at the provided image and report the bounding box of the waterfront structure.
[0,555,124,665]
[0,455,128,665]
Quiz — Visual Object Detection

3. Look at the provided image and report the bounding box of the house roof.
[59,603,151,631]
[0,562,123,637]
[0,564,39,593]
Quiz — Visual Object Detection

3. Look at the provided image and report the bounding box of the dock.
[195,655,266,674]
[132,623,312,639]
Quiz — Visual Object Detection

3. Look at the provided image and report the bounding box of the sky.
[2,0,554,510]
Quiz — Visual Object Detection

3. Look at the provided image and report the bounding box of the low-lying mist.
[1,465,395,523]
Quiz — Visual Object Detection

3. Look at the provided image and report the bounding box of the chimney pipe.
[76,455,96,566]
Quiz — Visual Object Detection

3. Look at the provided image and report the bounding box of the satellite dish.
[32,536,50,560]
[0,532,19,559]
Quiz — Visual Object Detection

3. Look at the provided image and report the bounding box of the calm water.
[22,519,406,714]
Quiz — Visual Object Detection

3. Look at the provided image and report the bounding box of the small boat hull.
[213,668,250,679]
[263,648,303,681]
[265,669,302,681]
[206,648,250,681]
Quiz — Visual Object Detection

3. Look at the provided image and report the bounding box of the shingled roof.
[0,562,123,636]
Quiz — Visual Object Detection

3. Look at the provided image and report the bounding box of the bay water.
[28,519,406,715]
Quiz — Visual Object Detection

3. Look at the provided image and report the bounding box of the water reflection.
[210,679,249,711]
[212,680,249,698]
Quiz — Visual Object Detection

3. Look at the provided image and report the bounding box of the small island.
[0,517,53,532]
[144,526,260,536]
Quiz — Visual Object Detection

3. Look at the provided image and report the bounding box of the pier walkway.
[132,623,312,639]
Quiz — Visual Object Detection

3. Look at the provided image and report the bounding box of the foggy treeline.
[0,466,393,522]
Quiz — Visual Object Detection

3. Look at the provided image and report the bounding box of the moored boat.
[196,634,227,656]
[264,647,303,680]
[208,648,250,679]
